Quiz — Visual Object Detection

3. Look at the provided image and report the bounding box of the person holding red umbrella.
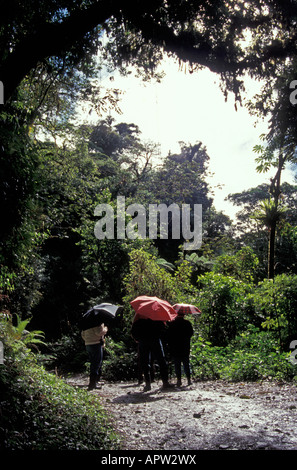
[131,318,173,392]
[130,296,176,392]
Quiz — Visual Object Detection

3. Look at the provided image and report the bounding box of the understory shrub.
[102,337,139,381]
[190,326,296,382]
[123,248,198,319]
[190,335,225,380]
[0,318,121,450]
[196,272,255,346]
[253,274,297,348]
[39,331,88,373]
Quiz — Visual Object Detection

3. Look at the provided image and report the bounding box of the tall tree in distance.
[149,141,213,261]
[251,130,297,279]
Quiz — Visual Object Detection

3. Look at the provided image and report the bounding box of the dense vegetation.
[2,0,297,451]
[0,318,121,450]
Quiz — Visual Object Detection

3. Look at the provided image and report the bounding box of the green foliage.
[0,265,16,295]
[77,190,158,304]
[3,0,297,107]
[190,326,296,383]
[40,332,88,373]
[219,326,295,382]
[0,111,40,272]
[213,246,260,283]
[103,337,138,381]
[190,335,225,381]
[9,314,46,350]
[196,272,254,346]
[123,248,197,316]
[227,183,297,279]
[251,199,287,229]
[253,274,297,346]
[0,318,121,450]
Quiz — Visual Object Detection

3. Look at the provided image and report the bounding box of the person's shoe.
[88,380,97,391]
[161,381,174,390]
[143,382,151,392]
[176,379,182,387]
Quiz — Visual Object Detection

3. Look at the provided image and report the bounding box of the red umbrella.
[130,295,177,322]
[172,303,201,315]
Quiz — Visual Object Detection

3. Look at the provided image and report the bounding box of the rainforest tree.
[3,0,297,105]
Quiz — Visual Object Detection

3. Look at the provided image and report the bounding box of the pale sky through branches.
[96,58,295,220]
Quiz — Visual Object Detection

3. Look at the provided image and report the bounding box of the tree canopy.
[3,4,297,451]
[3,0,297,106]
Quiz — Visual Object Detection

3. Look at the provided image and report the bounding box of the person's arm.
[96,323,108,338]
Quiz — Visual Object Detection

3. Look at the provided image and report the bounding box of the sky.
[94,58,295,220]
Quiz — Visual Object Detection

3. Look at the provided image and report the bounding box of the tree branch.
[2,0,297,103]
[1,0,122,101]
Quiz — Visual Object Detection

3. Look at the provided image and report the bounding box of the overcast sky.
[94,58,295,220]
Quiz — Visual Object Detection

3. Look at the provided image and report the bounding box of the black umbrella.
[80,303,123,330]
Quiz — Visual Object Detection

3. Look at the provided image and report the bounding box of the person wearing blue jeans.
[81,323,108,390]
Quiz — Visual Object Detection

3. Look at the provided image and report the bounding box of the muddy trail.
[65,374,297,451]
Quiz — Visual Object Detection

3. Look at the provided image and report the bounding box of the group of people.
[131,312,193,391]
[81,311,194,392]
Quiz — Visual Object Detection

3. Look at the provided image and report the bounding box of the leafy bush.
[196,272,254,346]
[213,246,260,283]
[40,331,88,373]
[0,318,121,450]
[102,337,139,381]
[189,325,296,382]
[220,326,295,382]
[253,274,297,347]
[123,248,198,322]
[190,335,226,380]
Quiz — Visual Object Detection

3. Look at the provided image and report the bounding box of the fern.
[12,314,46,349]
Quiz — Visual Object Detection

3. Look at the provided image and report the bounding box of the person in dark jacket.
[167,313,194,386]
[131,318,173,392]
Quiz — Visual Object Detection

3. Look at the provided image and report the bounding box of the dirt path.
[66,374,297,451]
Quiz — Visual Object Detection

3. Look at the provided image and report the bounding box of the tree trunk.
[1,1,117,102]
[268,223,276,280]
[268,149,285,280]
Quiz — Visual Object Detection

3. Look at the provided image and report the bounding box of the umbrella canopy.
[130,295,177,322]
[80,303,123,330]
[172,303,201,315]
